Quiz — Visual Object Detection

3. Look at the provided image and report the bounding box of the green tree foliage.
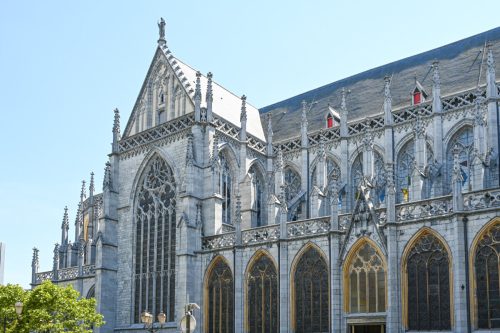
[0,281,104,333]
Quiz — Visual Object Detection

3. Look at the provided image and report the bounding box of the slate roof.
[260,27,500,142]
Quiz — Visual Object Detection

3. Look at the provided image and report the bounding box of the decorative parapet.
[212,115,266,155]
[241,225,279,245]
[392,101,432,123]
[202,232,236,250]
[463,188,500,211]
[287,217,330,238]
[375,208,387,225]
[396,195,453,222]
[34,265,96,284]
[119,114,195,153]
[441,88,484,112]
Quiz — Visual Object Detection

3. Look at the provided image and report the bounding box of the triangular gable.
[123,44,265,141]
[339,183,387,261]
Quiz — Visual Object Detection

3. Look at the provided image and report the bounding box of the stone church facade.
[31,21,500,333]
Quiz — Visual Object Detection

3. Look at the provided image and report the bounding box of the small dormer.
[411,80,428,105]
[326,105,340,128]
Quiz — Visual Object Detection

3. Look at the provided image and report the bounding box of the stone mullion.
[166,205,173,320]
[152,203,158,317]
[145,212,151,312]
[138,213,144,322]
[160,208,165,313]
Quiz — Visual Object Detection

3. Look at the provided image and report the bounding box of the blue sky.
[1,0,499,287]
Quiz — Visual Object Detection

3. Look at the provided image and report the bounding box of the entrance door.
[350,324,385,333]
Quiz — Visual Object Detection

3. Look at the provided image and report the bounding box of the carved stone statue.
[158,18,166,40]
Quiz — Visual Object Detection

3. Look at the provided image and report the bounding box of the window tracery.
[475,222,500,329]
[284,167,303,221]
[347,242,386,313]
[247,254,278,333]
[134,156,176,323]
[446,126,473,193]
[406,233,451,330]
[294,247,329,333]
[351,153,385,207]
[207,259,234,333]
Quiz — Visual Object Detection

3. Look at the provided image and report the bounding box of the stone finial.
[62,206,69,230]
[301,100,308,147]
[432,61,441,88]
[112,108,120,153]
[240,95,247,122]
[53,243,60,271]
[103,161,113,191]
[210,134,219,166]
[206,72,213,122]
[385,162,396,195]
[383,76,393,124]
[186,133,194,166]
[473,90,486,127]
[32,247,39,267]
[194,71,202,122]
[341,88,348,113]
[340,88,349,137]
[384,75,392,101]
[276,148,284,172]
[240,95,247,141]
[487,43,495,75]
[235,192,242,225]
[157,17,166,45]
[266,113,273,156]
[89,172,95,197]
[486,43,498,98]
[80,180,86,202]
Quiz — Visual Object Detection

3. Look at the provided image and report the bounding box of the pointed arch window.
[346,242,386,313]
[284,167,302,221]
[219,154,232,224]
[249,166,265,227]
[207,259,234,333]
[134,156,176,323]
[397,141,415,203]
[446,126,473,193]
[294,247,329,333]
[312,158,342,209]
[405,233,451,330]
[247,254,278,333]
[475,222,500,329]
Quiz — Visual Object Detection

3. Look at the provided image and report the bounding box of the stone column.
[471,95,487,191]
[339,89,349,213]
[486,44,499,187]
[385,225,400,332]
[31,247,39,286]
[451,215,468,332]
[234,194,244,332]
[411,117,426,201]
[300,101,309,218]
[279,188,289,333]
[432,61,445,196]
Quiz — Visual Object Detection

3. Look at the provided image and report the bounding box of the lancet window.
[446,126,473,193]
[247,254,278,333]
[406,233,451,330]
[294,247,329,333]
[284,167,302,221]
[347,242,386,313]
[475,222,500,329]
[249,166,265,227]
[219,154,232,224]
[207,259,234,333]
[134,156,176,323]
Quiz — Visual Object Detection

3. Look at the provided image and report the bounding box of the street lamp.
[3,301,23,333]
[141,310,166,333]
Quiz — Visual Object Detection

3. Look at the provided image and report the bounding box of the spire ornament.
[80,180,86,202]
[487,43,496,75]
[89,172,95,197]
[206,72,213,122]
[194,71,202,122]
[157,18,166,45]
[62,206,69,230]
[301,100,308,147]
[103,162,113,191]
[267,113,273,156]
[186,133,194,166]
[432,61,441,88]
[32,247,39,268]
[240,95,247,141]
[383,76,393,124]
[112,108,121,153]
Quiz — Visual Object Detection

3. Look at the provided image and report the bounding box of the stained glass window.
[284,167,303,221]
[294,247,329,333]
[397,141,414,203]
[207,259,234,333]
[247,254,278,333]
[406,233,451,330]
[347,242,385,313]
[475,222,500,329]
[134,156,176,323]
[446,126,473,193]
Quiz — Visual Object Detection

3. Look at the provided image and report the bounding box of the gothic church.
[31,20,500,332]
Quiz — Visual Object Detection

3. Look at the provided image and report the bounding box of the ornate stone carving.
[287,217,330,238]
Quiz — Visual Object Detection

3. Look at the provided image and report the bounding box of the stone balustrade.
[242,224,279,245]
[287,216,330,238]
[463,188,500,211]
[396,195,453,222]
[35,264,96,284]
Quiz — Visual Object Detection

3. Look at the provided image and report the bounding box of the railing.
[287,217,330,238]
[463,188,500,211]
[242,224,279,245]
[396,195,453,222]
[35,264,96,284]
[202,232,235,250]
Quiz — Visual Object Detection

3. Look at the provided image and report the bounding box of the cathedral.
[31,20,500,333]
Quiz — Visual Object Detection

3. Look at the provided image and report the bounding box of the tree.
[0,281,104,333]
